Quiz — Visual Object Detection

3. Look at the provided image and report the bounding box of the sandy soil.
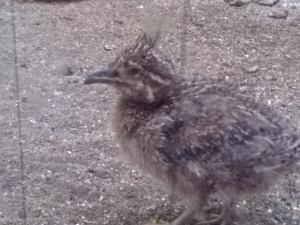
[0,0,300,224]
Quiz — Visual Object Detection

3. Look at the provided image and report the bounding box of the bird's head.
[84,33,179,105]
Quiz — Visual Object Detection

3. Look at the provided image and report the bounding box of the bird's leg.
[196,201,233,225]
[169,206,199,225]
[144,189,211,225]
[143,206,199,225]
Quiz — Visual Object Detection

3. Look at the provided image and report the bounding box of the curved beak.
[84,70,110,85]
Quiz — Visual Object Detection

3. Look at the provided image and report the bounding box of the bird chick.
[84,33,300,225]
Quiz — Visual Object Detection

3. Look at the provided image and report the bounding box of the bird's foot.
[143,220,169,225]
[196,213,231,225]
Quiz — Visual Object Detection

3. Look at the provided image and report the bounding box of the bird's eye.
[127,67,140,77]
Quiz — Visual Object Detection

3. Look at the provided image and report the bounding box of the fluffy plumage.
[84,33,300,225]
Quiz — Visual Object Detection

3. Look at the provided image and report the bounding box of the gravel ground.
[0,0,300,225]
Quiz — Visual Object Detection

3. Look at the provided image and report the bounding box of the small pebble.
[20,63,28,68]
[267,208,273,213]
[247,66,259,73]
[263,75,276,81]
[224,0,250,7]
[113,20,124,25]
[21,96,28,103]
[104,44,116,51]
[18,210,26,219]
[268,9,289,19]
[87,169,96,173]
[253,0,279,6]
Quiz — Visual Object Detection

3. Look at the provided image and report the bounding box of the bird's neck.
[111,97,155,138]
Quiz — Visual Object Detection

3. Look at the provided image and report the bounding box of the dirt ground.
[1,0,300,225]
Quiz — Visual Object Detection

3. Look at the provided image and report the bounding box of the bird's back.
[178,80,299,195]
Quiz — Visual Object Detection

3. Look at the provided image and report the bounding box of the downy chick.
[84,33,300,225]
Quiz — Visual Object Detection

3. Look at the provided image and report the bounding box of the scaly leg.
[143,206,199,225]
[144,186,212,225]
[196,201,233,225]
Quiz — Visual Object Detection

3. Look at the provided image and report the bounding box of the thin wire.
[9,1,27,224]
[180,0,190,76]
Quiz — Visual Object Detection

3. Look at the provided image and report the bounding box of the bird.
[84,33,300,225]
